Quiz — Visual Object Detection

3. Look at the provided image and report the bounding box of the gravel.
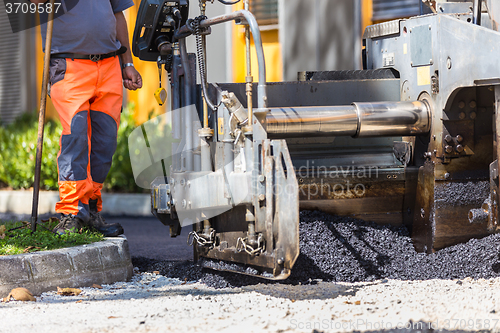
[3,210,500,332]
[133,210,500,288]
[3,272,500,333]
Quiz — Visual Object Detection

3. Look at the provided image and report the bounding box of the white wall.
[279,0,360,81]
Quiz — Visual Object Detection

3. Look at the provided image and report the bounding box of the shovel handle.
[31,0,56,232]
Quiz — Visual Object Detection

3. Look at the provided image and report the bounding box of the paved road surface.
[108,216,193,261]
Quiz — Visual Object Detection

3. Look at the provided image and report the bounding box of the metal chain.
[236,234,265,256]
[156,54,173,85]
[165,54,173,83]
[187,229,216,247]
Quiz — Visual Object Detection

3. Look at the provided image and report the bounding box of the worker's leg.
[83,56,124,237]
[50,58,98,224]
[88,56,123,211]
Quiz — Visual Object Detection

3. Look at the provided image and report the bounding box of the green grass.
[0,218,104,256]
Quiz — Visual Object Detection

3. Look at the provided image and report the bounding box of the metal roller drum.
[266,101,430,138]
[353,101,431,137]
[266,106,359,138]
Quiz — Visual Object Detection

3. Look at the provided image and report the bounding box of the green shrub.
[0,112,61,190]
[0,104,143,193]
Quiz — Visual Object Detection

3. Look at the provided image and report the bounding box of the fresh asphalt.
[108,216,193,261]
[0,213,193,261]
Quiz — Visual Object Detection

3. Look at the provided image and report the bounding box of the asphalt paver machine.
[132,0,500,279]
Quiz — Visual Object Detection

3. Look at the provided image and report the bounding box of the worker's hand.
[122,66,143,91]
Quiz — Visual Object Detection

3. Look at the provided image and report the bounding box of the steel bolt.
[182,200,187,208]
[277,258,284,265]
[444,173,450,180]
[456,135,463,143]
[258,175,265,183]
[445,134,452,143]
[470,100,477,108]
[470,111,477,120]
[445,145,453,154]
[459,112,466,120]
[258,194,266,201]
[180,179,186,186]
[458,101,466,109]
[456,144,464,153]
[424,152,432,159]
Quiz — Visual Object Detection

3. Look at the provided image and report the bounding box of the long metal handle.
[473,0,482,25]
[244,0,253,128]
[179,38,194,171]
[31,0,56,232]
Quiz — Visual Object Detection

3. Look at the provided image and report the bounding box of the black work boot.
[53,214,83,235]
[88,199,124,237]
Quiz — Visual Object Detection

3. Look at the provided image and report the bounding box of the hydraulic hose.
[175,10,268,109]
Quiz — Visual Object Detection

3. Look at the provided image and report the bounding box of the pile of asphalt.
[132,210,500,288]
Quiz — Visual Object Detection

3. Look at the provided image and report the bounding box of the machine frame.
[133,0,500,279]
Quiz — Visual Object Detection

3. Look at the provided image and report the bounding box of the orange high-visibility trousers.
[49,56,122,222]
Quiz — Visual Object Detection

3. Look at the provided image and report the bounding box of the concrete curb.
[0,236,133,297]
[0,190,151,216]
